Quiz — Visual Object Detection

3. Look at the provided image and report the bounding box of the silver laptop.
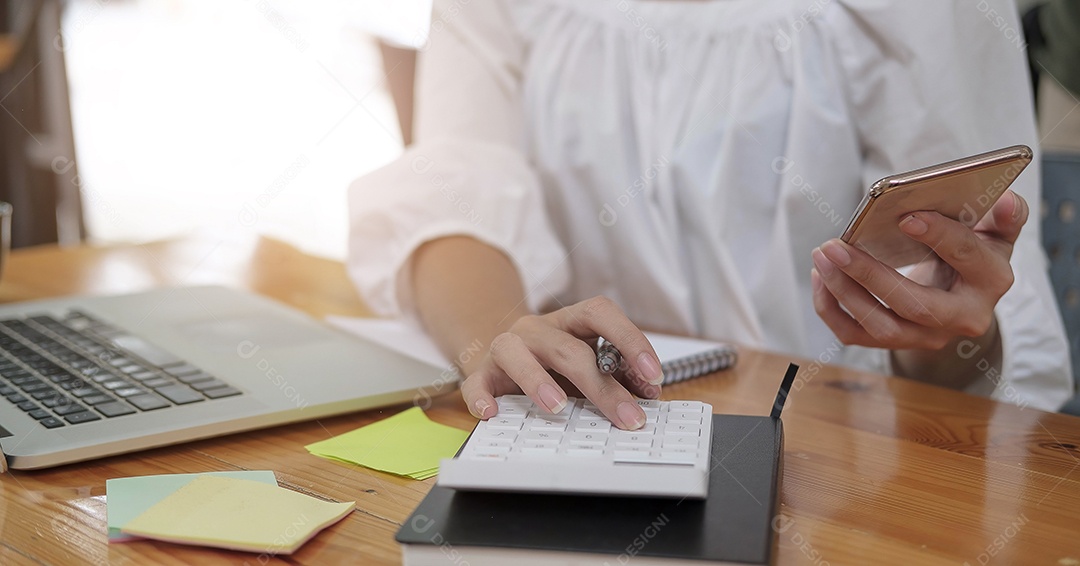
[0,286,447,469]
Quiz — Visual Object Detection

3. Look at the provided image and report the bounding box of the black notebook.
[397,413,784,565]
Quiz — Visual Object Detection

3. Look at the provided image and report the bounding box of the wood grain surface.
[0,237,1077,565]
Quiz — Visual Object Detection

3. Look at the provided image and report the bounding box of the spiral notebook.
[642,332,738,384]
[326,316,737,384]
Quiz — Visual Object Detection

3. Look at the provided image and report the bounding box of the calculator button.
[568,432,608,446]
[530,400,575,418]
[527,411,570,422]
[473,440,512,453]
[668,401,705,413]
[644,412,660,423]
[664,424,701,436]
[529,418,568,431]
[575,407,606,420]
[476,429,517,440]
[524,408,570,421]
[554,402,577,417]
[665,412,704,425]
[487,418,524,431]
[574,420,611,433]
[468,453,506,461]
[523,431,561,444]
[519,445,558,456]
[566,446,605,457]
[613,434,653,448]
[495,405,528,418]
[497,395,532,406]
[635,399,662,411]
[662,436,700,449]
[522,440,559,449]
[612,424,656,437]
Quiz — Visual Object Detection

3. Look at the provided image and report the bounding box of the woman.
[348,0,1071,429]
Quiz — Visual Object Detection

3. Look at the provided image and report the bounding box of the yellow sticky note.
[121,475,354,554]
[107,470,278,542]
[305,407,469,478]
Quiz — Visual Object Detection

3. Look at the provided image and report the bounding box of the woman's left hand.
[810,189,1027,352]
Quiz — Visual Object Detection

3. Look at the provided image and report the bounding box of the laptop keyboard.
[0,311,242,428]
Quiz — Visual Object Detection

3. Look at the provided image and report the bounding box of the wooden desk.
[1,238,1078,565]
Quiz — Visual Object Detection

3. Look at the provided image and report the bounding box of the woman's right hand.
[460,296,665,430]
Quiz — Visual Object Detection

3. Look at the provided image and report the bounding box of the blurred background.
[0,0,427,259]
[0,0,1075,262]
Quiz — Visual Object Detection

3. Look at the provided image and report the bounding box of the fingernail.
[538,383,567,414]
[638,352,664,385]
[617,401,646,430]
[810,268,822,292]
[811,248,836,276]
[474,398,493,419]
[899,214,928,236]
[820,240,851,267]
[1012,192,1024,221]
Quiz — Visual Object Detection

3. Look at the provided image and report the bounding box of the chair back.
[1041,153,1080,402]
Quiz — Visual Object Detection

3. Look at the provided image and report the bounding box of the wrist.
[457,306,532,375]
[890,316,1002,390]
[410,236,532,375]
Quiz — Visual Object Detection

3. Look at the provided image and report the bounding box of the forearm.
[411,236,531,375]
[889,318,1001,390]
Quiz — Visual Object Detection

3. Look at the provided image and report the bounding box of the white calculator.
[438,395,713,499]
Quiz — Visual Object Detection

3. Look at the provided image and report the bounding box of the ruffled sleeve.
[346,0,570,317]
[830,0,1072,410]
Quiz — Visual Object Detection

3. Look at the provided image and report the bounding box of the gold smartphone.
[840,145,1032,268]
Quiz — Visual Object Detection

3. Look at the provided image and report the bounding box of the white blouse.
[347,0,1073,411]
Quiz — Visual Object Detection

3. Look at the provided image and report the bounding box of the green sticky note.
[121,476,354,554]
[305,407,469,479]
[107,471,278,542]
[410,468,440,481]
